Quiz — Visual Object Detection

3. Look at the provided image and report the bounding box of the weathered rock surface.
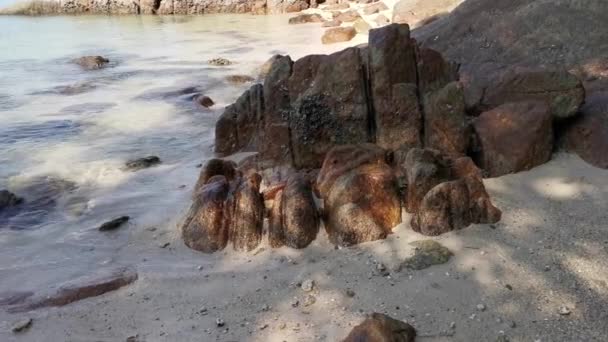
[560,92,608,169]
[423,82,469,156]
[401,240,453,270]
[125,156,161,171]
[412,175,501,235]
[183,160,264,253]
[72,56,109,70]
[0,190,23,210]
[215,84,264,155]
[473,101,553,177]
[317,145,401,246]
[321,27,357,44]
[368,24,420,151]
[289,48,368,168]
[269,174,319,248]
[342,313,417,342]
[7,267,137,312]
[288,13,322,24]
[481,69,585,119]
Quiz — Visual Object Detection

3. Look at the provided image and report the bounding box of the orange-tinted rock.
[321,27,357,44]
[269,174,319,248]
[335,9,361,22]
[473,101,553,177]
[288,13,323,24]
[342,313,416,342]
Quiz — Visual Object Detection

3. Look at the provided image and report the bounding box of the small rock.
[216,318,225,327]
[321,27,357,44]
[225,75,255,84]
[301,279,315,292]
[345,289,356,298]
[558,306,571,315]
[449,321,456,329]
[125,156,161,171]
[98,216,130,231]
[208,58,232,66]
[197,265,204,271]
[477,303,486,311]
[303,294,316,307]
[401,240,453,270]
[73,56,109,70]
[291,298,300,307]
[195,95,214,108]
[11,317,32,333]
[159,242,170,248]
[0,189,23,209]
[509,321,517,328]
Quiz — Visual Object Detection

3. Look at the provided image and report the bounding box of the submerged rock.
[321,27,357,44]
[0,190,23,210]
[335,9,360,22]
[342,313,416,342]
[195,95,215,108]
[288,13,323,24]
[125,156,161,171]
[73,56,109,70]
[225,74,255,84]
[401,240,453,270]
[11,317,32,333]
[208,57,233,66]
[98,216,130,231]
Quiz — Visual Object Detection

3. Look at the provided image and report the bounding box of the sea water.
[0,14,364,291]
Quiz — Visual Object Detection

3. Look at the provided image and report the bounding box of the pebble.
[159,242,170,248]
[345,289,356,298]
[477,303,486,311]
[291,298,300,308]
[301,279,315,292]
[216,318,225,327]
[303,294,316,307]
[11,318,32,333]
[558,306,571,315]
[449,321,456,329]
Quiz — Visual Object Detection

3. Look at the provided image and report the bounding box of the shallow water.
[0,15,364,290]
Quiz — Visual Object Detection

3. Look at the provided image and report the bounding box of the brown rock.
[8,267,137,312]
[259,55,294,165]
[318,145,401,246]
[72,56,109,70]
[412,176,501,235]
[335,9,361,22]
[342,313,416,342]
[269,174,319,248]
[182,176,232,253]
[560,92,608,169]
[230,174,264,251]
[403,148,451,213]
[416,47,458,96]
[322,19,342,28]
[194,159,238,195]
[321,27,357,44]
[368,24,420,151]
[482,69,585,119]
[288,13,323,24]
[195,95,215,108]
[374,14,390,26]
[226,74,255,84]
[473,101,553,177]
[288,48,369,168]
[214,84,264,155]
[363,1,387,15]
[423,82,469,156]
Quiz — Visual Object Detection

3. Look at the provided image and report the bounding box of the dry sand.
[1,153,607,341]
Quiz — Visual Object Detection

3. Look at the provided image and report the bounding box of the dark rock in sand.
[125,156,161,171]
[208,57,233,66]
[0,190,23,210]
[342,313,416,342]
[473,101,553,177]
[317,145,401,246]
[269,174,319,248]
[11,317,32,333]
[321,27,357,44]
[195,95,215,108]
[481,68,584,119]
[98,216,130,231]
[401,240,453,270]
[73,56,109,70]
[288,13,323,24]
[560,92,608,169]
[368,24,420,151]
[8,267,137,312]
[423,82,469,156]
